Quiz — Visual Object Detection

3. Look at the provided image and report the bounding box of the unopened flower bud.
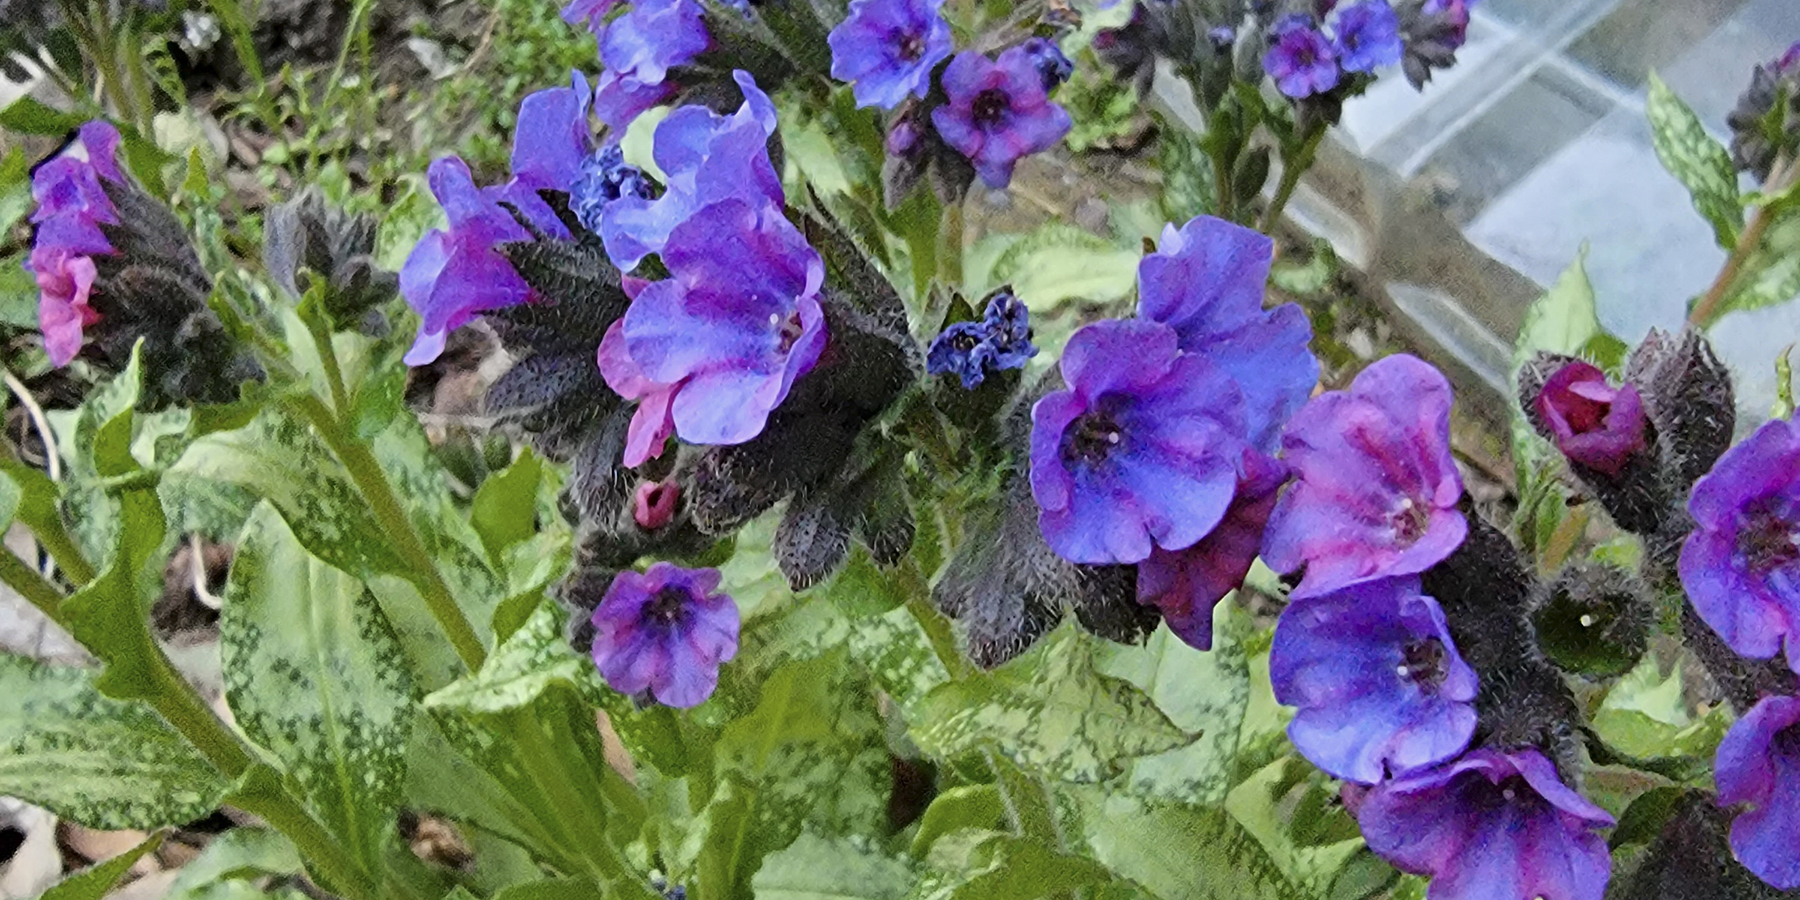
[1520,354,1665,534]
[632,480,680,530]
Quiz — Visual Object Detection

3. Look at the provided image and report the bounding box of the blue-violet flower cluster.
[932,46,1074,189]
[1263,1,1405,98]
[926,292,1038,389]
[28,120,125,367]
[827,0,953,109]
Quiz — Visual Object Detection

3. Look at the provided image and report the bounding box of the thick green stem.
[508,710,620,882]
[1260,126,1326,235]
[292,394,487,670]
[34,516,97,586]
[0,545,71,626]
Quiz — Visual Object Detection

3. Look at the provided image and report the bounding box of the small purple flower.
[1780,41,1800,75]
[931,49,1073,189]
[611,199,827,447]
[1030,318,1248,565]
[827,0,953,109]
[561,0,618,32]
[493,72,591,239]
[1270,576,1477,784]
[1715,694,1800,889]
[1137,448,1287,649]
[1018,37,1075,91]
[1533,360,1646,476]
[1421,0,1474,51]
[571,144,655,235]
[399,157,535,366]
[1680,418,1800,672]
[1261,354,1467,601]
[32,250,99,367]
[1332,1,1402,73]
[927,292,1039,389]
[592,0,711,132]
[1358,748,1614,900]
[598,318,679,467]
[27,120,124,366]
[1136,215,1318,451]
[590,562,739,708]
[1264,16,1340,97]
[598,71,782,272]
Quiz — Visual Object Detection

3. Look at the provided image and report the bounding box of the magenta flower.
[598,319,679,466]
[27,120,125,366]
[633,480,681,529]
[1029,318,1247,565]
[931,48,1073,189]
[609,200,826,448]
[1715,694,1800,889]
[827,0,953,109]
[1262,354,1467,601]
[1264,16,1340,98]
[591,562,739,708]
[31,250,100,367]
[399,157,536,366]
[1136,448,1287,649]
[597,71,782,271]
[1332,1,1402,73]
[1271,576,1477,784]
[1533,360,1646,476]
[1136,215,1318,451]
[1680,418,1800,672]
[1358,748,1614,900]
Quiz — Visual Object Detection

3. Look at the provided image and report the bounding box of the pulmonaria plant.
[27,122,123,366]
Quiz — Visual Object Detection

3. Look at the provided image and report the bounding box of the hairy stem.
[1690,156,1798,328]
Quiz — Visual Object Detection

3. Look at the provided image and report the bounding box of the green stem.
[900,559,971,680]
[936,201,965,289]
[291,394,487,670]
[1259,126,1326,235]
[34,515,97,587]
[0,545,71,626]
[305,312,354,418]
[508,710,620,882]
[1691,155,1798,328]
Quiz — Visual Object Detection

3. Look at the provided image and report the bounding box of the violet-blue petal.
[827,0,953,109]
[400,156,534,365]
[591,562,738,708]
[1264,19,1340,97]
[1716,695,1800,889]
[931,49,1072,189]
[1332,1,1402,72]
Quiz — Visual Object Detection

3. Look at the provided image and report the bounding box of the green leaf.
[0,468,21,533]
[1609,786,1691,850]
[494,877,608,900]
[754,833,916,900]
[376,174,445,272]
[41,832,165,900]
[0,147,31,235]
[912,830,1113,900]
[0,656,228,829]
[472,449,544,562]
[1591,656,1730,763]
[0,96,86,135]
[1070,787,1303,900]
[1224,757,1364,897]
[910,786,1005,858]
[1709,206,1800,319]
[1095,608,1252,806]
[202,0,265,82]
[910,626,1188,783]
[423,598,591,716]
[1778,345,1796,420]
[987,221,1140,311]
[163,828,303,900]
[1646,73,1743,250]
[222,503,415,872]
[1156,113,1215,224]
[1269,240,1338,298]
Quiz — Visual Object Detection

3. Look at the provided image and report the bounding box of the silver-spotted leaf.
[1646,73,1743,250]
[753,833,916,900]
[1069,786,1302,900]
[41,832,165,900]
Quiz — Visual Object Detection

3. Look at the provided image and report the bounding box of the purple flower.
[27,120,124,366]
[590,562,739,708]
[1680,418,1800,672]
[826,0,953,109]
[1030,318,1248,565]
[597,71,782,272]
[926,292,1038,389]
[1533,360,1646,476]
[931,49,1073,189]
[1358,748,1614,900]
[1261,354,1467,601]
[609,199,826,447]
[591,0,710,132]
[571,144,655,235]
[1332,1,1402,73]
[1018,37,1075,90]
[494,72,591,239]
[1137,448,1287,649]
[561,0,618,32]
[1715,694,1800,889]
[1136,215,1318,451]
[1264,17,1340,97]
[1270,576,1476,783]
[399,157,536,365]
[598,318,679,466]
[1780,41,1800,75]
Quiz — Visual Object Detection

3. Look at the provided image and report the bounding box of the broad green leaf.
[754,833,916,900]
[472,448,544,562]
[1157,113,1215,224]
[495,877,608,900]
[424,599,591,716]
[41,832,165,900]
[222,504,415,872]
[1070,786,1303,900]
[1592,656,1730,762]
[1609,785,1690,850]
[0,259,37,328]
[910,786,1005,858]
[912,830,1112,900]
[1224,757,1364,897]
[1096,607,1251,806]
[0,147,30,234]
[163,828,303,900]
[403,712,585,871]
[845,604,950,713]
[0,656,228,829]
[911,626,1187,783]
[988,222,1139,311]
[1646,73,1743,249]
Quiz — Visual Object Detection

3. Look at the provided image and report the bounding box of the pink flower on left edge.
[31,249,99,366]
[27,119,125,367]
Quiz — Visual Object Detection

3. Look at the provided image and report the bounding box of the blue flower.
[1261,354,1467,600]
[592,0,711,132]
[571,144,655,235]
[605,199,827,447]
[926,292,1039,389]
[1018,36,1075,91]
[561,0,618,32]
[591,562,739,708]
[1264,16,1339,97]
[1332,1,1402,72]
[1271,577,1477,784]
[1715,694,1800,889]
[827,0,953,109]
[931,48,1073,189]
[1030,318,1247,564]
[597,71,782,272]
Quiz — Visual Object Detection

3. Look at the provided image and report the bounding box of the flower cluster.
[1728,40,1800,182]
[576,0,711,132]
[1263,3,1401,98]
[28,121,124,366]
[827,0,952,109]
[926,291,1038,389]
[1029,214,1318,648]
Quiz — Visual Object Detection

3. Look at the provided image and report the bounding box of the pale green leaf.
[42,832,165,900]
[1224,757,1364,897]
[1710,208,1800,319]
[910,626,1187,783]
[222,504,414,872]
[988,222,1139,311]
[1777,345,1796,419]
[423,599,590,716]
[0,147,30,235]
[754,833,916,900]
[471,448,544,561]
[1070,787,1302,900]
[0,656,228,829]
[1646,73,1743,249]
[910,786,1005,858]
[1592,656,1730,762]
[163,828,302,900]
[912,830,1112,900]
